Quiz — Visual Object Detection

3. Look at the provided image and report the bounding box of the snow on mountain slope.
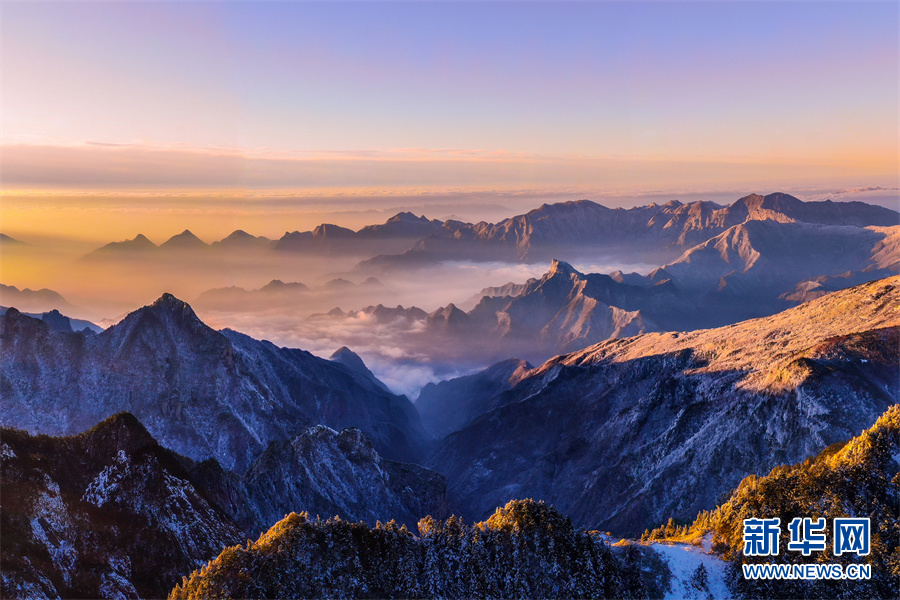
[428,277,900,536]
[359,193,899,270]
[1,413,446,599]
[0,413,243,599]
[0,294,429,472]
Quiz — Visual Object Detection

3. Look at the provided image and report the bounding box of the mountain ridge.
[427,277,900,535]
[1,412,446,599]
[359,193,899,270]
[0,294,430,472]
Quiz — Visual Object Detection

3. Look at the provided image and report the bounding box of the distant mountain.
[0,307,102,334]
[317,227,899,369]
[0,294,430,471]
[73,194,899,270]
[313,304,428,323]
[195,279,311,308]
[357,211,445,240]
[656,221,894,290]
[0,233,25,245]
[321,277,355,290]
[195,278,393,313]
[428,277,900,535]
[649,220,898,326]
[460,279,535,309]
[159,229,208,251]
[209,229,274,250]
[259,279,311,293]
[359,193,899,271]
[82,230,262,261]
[0,413,446,599]
[274,212,444,256]
[317,259,687,364]
[83,233,157,258]
[472,259,680,349]
[0,283,80,315]
[274,224,355,252]
[416,358,532,438]
[425,303,473,333]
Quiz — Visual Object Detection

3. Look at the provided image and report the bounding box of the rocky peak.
[38,309,73,333]
[77,412,159,458]
[214,230,272,248]
[387,211,427,223]
[160,229,207,250]
[330,346,368,372]
[150,292,196,315]
[427,303,470,333]
[312,223,355,238]
[0,306,49,337]
[223,229,253,240]
[733,193,766,207]
[546,259,581,279]
[285,425,379,463]
[761,191,803,209]
[430,303,465,320]
[108,293,227,356]
[131,233,155,246]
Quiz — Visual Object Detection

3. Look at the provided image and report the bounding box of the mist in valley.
[1,229,656,397]
[3,186,895,398]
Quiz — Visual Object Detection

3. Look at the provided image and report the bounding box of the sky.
[1,1,898,240]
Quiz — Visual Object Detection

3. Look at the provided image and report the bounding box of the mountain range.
[79,211,446,262]
[359,193,898,270]
[0,284,81,316]
[195,277,387,312]
[3,191,899,599]
[0,413,445,599]
[425,277,900,535]
[311,218,897,365]
[169,403,900,600]
[0,294,429,472]
[0,307,102,334]
[73,193,898,272]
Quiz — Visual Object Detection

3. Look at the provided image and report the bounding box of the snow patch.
[99,571,139,600]
[29,480,77,586]
[0,442,15,459]
[648,542,731,600]
[83,463,126,507]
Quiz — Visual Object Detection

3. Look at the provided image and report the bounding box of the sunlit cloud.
[3,142,895,192]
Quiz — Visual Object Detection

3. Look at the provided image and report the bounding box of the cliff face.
[239,425,446,532]
[428,277,900,536]
[0,415,447,600]
[0,293,430,472]
[0,413,244,599]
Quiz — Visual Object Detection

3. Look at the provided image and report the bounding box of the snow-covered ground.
[648,539,731,600]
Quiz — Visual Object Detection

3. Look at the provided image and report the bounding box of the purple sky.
[1,1,897,238]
